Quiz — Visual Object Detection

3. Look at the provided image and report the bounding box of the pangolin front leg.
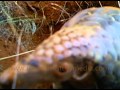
[0,6,120,89]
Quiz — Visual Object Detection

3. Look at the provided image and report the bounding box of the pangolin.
[0,6,120,89]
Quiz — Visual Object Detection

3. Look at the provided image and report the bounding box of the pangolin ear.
[72,59,94,81]
[72,70,89,80]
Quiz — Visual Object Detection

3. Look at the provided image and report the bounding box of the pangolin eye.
[58,66,66,73]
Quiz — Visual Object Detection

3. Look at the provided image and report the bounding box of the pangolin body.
[0,6,120,89]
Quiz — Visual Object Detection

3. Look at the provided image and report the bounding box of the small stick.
[0,50,35,61]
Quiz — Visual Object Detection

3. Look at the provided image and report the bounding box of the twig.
[99,1,102,7]
[118,1,120,7]
[25,1,38,18]
[0,50,35,61]
[75,1,82,11]
[12,26,22,89]
[84,1,89,6]
[51,2,70,25]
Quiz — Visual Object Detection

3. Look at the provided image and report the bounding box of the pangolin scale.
[0,6,120,89]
